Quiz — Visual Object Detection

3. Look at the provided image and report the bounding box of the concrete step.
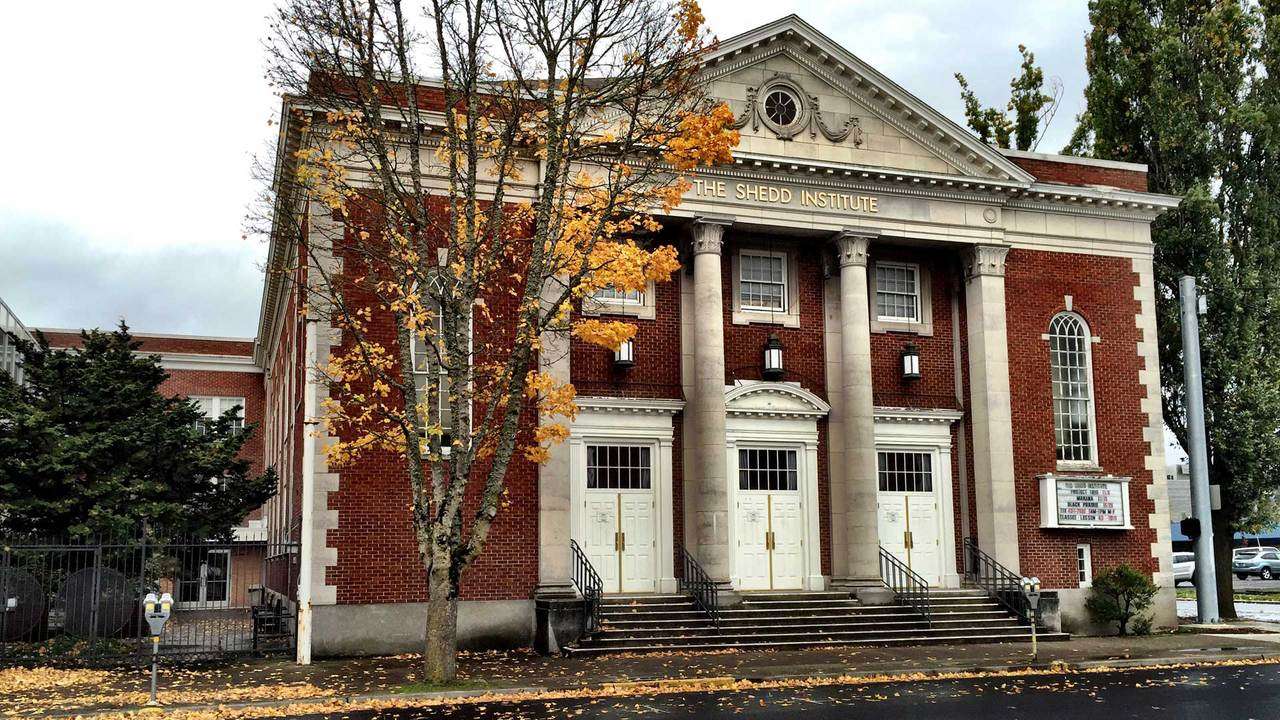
[600,610,1015,631]
[738,591,855,602]
[566,631,1071,656]
[581,622,1034,646]
[593,618,1027,638]
[599,594,692,606]
[737,599,862,610]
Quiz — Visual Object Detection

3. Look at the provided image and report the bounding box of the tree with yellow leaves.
[259,0,737,680]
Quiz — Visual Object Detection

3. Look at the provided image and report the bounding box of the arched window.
[1048,312,1097,465]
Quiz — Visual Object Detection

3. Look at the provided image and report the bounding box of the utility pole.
[1180,276,1219,623]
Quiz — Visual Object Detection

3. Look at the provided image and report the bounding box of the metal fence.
[0,535,299,665]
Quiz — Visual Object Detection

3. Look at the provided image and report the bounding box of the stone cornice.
[873,406,964,424]
[153,353,263,374]
[577,396,686,416]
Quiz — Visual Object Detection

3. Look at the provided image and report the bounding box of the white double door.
[736,491,804,590]
[583,489,657,594]
[734,446,805,591]
[876,449,943,586]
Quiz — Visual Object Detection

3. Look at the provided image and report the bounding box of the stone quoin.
[244,15,1180,656]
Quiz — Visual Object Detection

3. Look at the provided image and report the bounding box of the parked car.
[1234,546,1278,560]
[1233,549,1280,580]
[1172,552,1196,586]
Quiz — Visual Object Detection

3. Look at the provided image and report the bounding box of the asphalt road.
[1178,599,1280,621]
[291,663,1280,719]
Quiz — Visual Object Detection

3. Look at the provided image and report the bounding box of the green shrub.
[1086,564,1158,636]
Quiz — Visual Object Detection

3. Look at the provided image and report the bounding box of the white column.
[835,230,881,588]
[963,245,1020,572]
[690,218,731,583]
[536,277,574,596]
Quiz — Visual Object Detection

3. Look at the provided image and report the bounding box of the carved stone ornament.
[835,232,873,267]
[690,218,729,256]
[963,245,1010,279]
[731,74,864,146]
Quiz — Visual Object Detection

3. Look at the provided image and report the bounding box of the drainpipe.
[296,313,319,664]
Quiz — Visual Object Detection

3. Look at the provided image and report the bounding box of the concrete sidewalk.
[7,624,1280,718]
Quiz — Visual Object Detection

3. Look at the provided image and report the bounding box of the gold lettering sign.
[690,179,879,214]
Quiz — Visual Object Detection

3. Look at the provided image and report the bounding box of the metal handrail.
[962,537,1034,626]
[676,543,721,627]
[879,546,932,627]
[569,539,604,635]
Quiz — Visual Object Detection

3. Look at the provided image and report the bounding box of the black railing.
[0,534,299,666]
[962,537,1034,625]
[676,543,720,627]
[879,546,931,626]
[569,539,603,635]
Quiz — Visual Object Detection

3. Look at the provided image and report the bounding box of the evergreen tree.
[0,323,275,539]
[1069,0,1280,618]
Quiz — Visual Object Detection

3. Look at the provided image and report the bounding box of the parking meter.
[1020,577,1042,662]
[142,592,173,706]
[144,592,172,636]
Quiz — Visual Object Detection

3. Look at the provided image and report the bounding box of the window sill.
[733,309,800,328]
[870,318,934,336]
[1056,461,1103,473]
[581,300,656,321]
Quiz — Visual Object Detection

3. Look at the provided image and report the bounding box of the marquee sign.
[1038,474,1132,530]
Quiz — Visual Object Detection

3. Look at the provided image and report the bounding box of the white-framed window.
[586,444,652,490]
[593,286,645,306]
[1048,312,1098,466]
[738,448,798,491]
[192,396,245,434]
[411,332,460,438]
[739,251,788,312]
[874,262,921,323]
[1076,543,1093,587]
[876,450,934,493]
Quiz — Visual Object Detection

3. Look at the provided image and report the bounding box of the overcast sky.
[0,1,1090,338]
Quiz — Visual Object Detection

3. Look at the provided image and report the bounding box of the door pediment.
[725,381,830,419]
[700,16,1034,184]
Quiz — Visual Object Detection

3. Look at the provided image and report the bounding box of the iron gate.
[0,535,299,665]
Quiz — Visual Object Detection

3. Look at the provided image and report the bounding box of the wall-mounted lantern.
[614,338,635,369]
[763,334,784,381]
[900,342,921,381]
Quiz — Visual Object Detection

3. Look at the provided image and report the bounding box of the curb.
[40,651,1280,718]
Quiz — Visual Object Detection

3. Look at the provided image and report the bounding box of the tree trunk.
[1212,512,1237,620]
[424,567,459,683]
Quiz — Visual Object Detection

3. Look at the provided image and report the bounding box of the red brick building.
[247,16,1180,656]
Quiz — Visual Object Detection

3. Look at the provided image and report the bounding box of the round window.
[764,89,799,126]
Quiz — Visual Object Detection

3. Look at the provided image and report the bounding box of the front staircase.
[565,588,1068,656]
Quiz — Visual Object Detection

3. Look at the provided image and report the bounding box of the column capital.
[691,216,732,256]
[963,244,1010,279]
[834,229,876,267]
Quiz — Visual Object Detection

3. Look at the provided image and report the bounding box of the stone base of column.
[710,580,742,609]
[533,580,577,600]
[829,575,892,604]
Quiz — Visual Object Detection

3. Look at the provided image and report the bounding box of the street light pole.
[1180,275,1219,623]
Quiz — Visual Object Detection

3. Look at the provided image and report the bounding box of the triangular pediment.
[700,16,1033,183]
